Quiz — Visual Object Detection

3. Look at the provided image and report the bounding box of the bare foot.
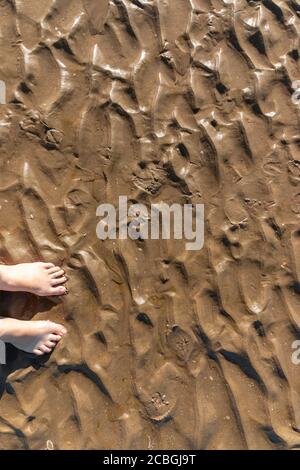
[0,262,68,296]
[0,318,67,355]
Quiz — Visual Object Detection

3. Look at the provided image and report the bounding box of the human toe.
[51,269,65,279]
[48,266,63,275]
[39,344,52,354]
[49,333,62,342]
[44,263,56,270]
[51,323,67,336]
[51,285,68,296]
[51,276,67,287]
[33,348,44,356]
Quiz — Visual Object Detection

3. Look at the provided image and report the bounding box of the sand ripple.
[0,0,299,450]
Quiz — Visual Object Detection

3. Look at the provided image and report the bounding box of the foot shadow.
[0,291,61,399]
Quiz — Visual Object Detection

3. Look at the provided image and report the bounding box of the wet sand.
[0,0,299,450]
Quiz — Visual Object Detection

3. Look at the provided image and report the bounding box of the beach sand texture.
[0,0,300,450]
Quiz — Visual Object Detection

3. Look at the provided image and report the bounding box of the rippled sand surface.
[0,0,299,450]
